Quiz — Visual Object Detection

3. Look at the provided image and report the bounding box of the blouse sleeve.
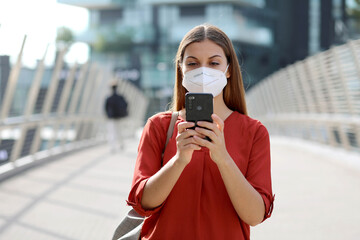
[126,116,169,216]
[246,123,274,221]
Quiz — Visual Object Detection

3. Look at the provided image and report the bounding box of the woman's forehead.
[184,39,225,59]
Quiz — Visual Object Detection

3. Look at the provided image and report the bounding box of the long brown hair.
[170,24,248,116]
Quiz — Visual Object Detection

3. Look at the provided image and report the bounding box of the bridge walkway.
[0,136,359,240]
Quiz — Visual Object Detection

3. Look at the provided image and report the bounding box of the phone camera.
[188,96,194,110]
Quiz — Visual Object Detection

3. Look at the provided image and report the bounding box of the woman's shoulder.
[231,111,268,133]
[147,111,173,129]
[231,111,261,125]
[148,111,172,121]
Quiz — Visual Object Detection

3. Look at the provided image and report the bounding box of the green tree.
[93,31,133,54]
[346,0,360,35]
[348,0,360,16]
[56,26,74,49]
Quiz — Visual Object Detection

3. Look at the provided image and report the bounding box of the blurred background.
[0,0,360,239]
[1,0,360,117]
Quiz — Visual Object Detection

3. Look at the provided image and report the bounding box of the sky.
[0,0,89,67]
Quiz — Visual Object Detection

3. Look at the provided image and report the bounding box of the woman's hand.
[193,114,230,165]
[175,122,202,165]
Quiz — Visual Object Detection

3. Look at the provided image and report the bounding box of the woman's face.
[181,39,230,78]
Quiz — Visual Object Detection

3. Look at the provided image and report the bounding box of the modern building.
[58,0,276,112]
[57,0,357,114]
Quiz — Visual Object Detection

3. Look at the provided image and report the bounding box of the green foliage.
[56,26,74,46]
[93,32,133,54]
[347,0,360,17]
[347,0,360,34]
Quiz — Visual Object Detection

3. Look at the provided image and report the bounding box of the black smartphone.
[185,93,213,134]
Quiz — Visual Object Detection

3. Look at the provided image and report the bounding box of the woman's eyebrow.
[185,55,222,60]
[209,55,222,59]
[185,56,198,60]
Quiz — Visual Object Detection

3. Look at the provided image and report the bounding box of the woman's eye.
[210,62,220,66]
[187,62,197,66]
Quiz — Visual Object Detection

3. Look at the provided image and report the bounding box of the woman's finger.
[211,114,224,132]
[193,135,212,148]
[183,143,202,151]
[177,121,195,133]
[179,136,200,147]
[196,121,214,131]
[194,127,217,142]
[176,128,204,142]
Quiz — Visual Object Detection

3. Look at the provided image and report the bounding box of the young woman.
[127,24,274,240]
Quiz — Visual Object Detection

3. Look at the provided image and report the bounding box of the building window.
[99,9,123,24]
[179,5,205,17]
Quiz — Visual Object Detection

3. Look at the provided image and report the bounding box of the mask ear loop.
[224,64,230,77]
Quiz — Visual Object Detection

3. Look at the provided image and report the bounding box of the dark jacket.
[105,93,128,119]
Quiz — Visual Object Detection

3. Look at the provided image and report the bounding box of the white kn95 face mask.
[182,65,229,97]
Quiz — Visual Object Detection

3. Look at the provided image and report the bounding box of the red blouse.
[127,111,274,240]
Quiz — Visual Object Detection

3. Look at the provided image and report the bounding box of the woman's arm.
[193,114,266,226]
[141,155,186,209]
[216,155,265,226]
[141,121,201,209]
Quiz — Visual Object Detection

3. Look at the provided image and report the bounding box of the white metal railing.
[0,36,148,176]
[246,39,360,152]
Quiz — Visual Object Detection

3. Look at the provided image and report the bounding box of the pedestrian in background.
[104,82,128,153]
[127,24,274,239]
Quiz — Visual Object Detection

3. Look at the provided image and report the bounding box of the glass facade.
[56,0,279,114]
[309,0,321,55]
[57,0,359,115]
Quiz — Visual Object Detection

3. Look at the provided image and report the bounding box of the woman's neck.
[213,93,233,121]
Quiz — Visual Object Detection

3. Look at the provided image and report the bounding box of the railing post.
[321,49,351,150]
[348,40,360,148]
[47,62,78,149]
[60,62,89,147]
[0,35,26,160]
[83,67,103,140]
[42,48,67,116]
[76,63,98,141]
[263,78,277,115]
[10,43,48,162]
[0,35,26,162]
[91,70,111,141]
[287,65,303,113]
[295,63,311,113]
[305,55,336,147]
[24,45,49,117]
[30,48,67,155]
[58,63,78,115]
[332,46,355,115]
[0,35,26,120]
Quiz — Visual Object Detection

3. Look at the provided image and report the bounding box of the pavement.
[0,138,139,240]
[252,137,360,240]
[0,135,359,240]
